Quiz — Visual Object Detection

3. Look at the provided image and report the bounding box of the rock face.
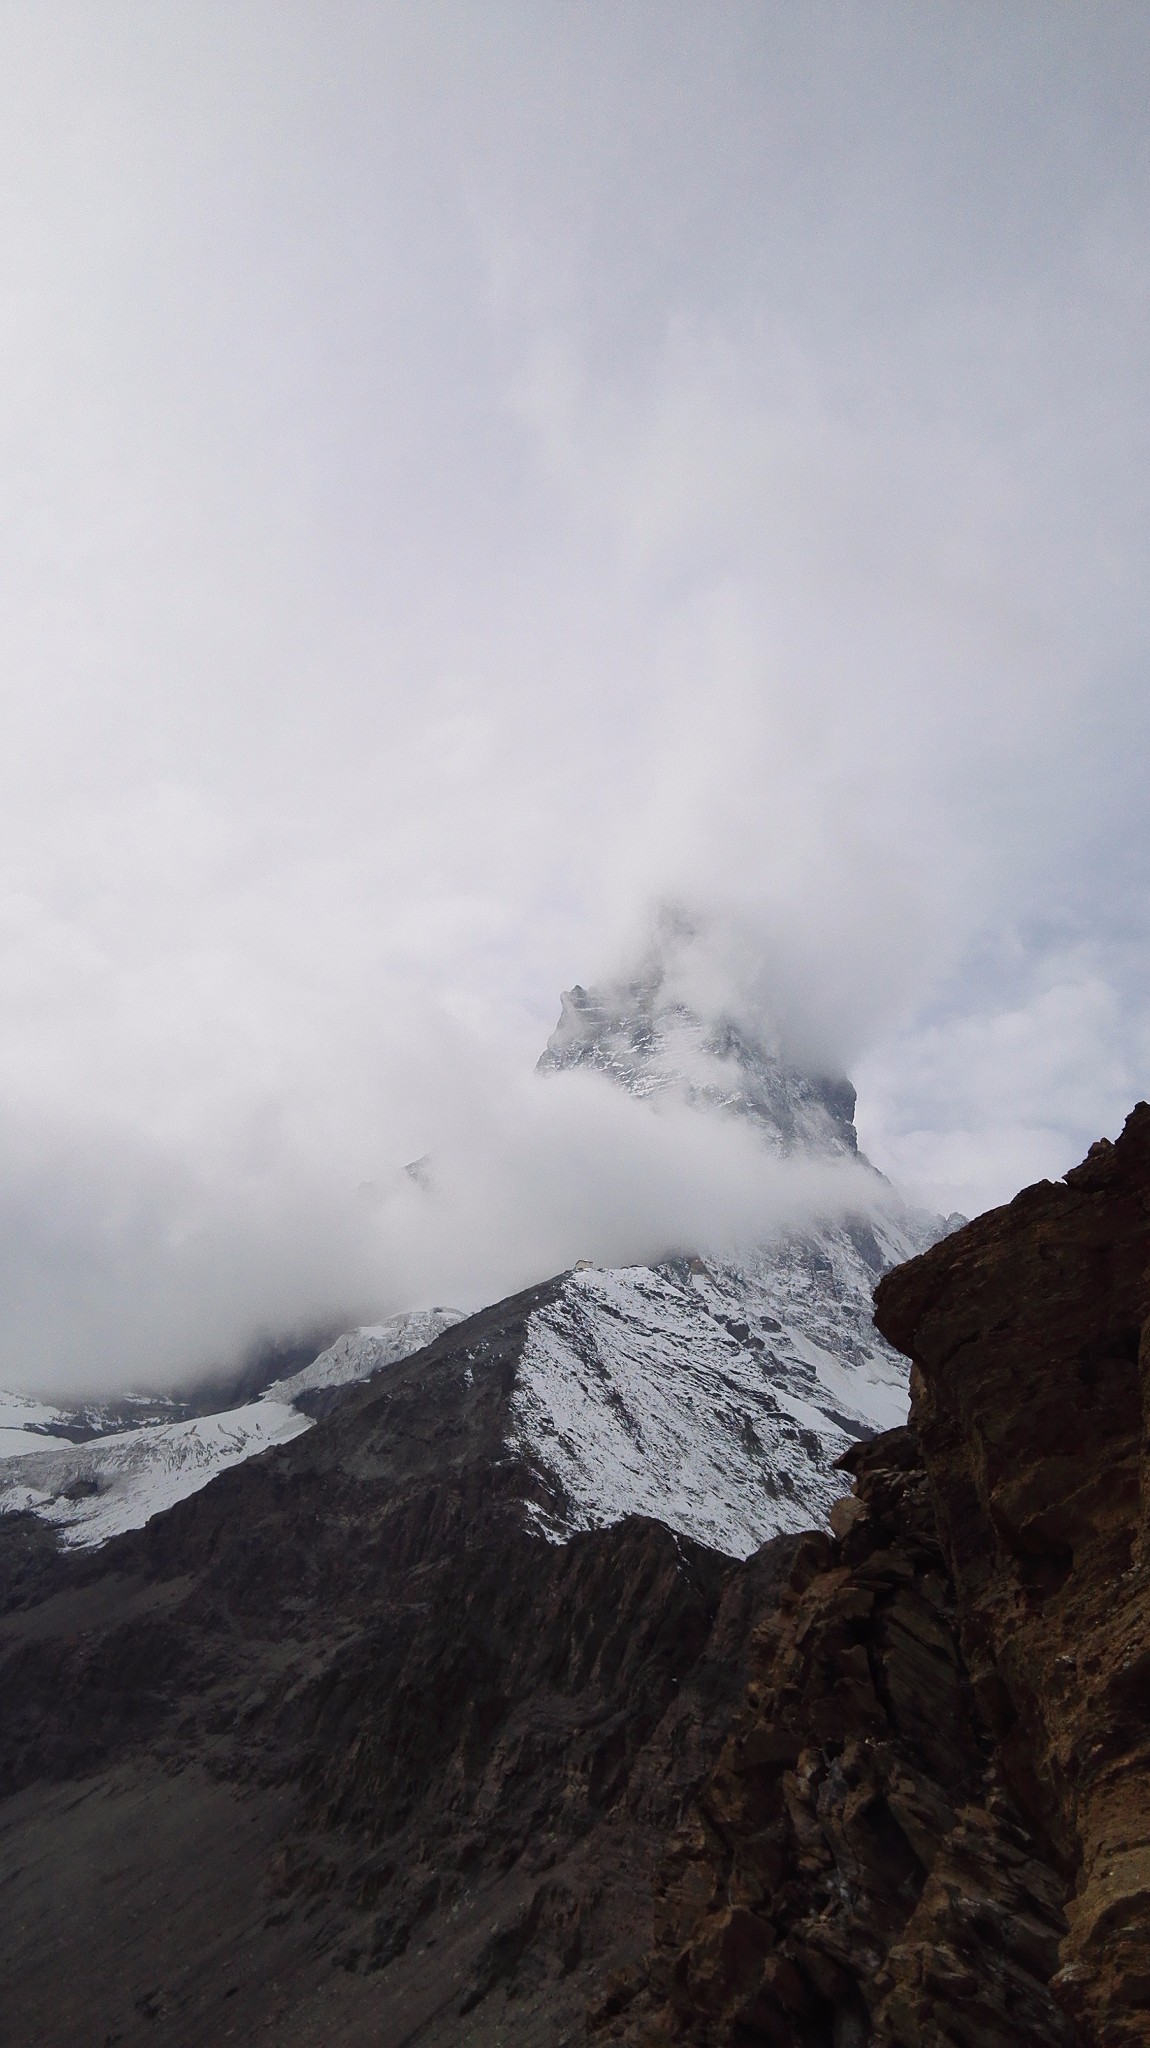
[0,970,946,1558]
[538,976,858,1156]
[611,1104,1150,2048]
[875,1103,1150,2045]
[609,1431,1074,2047]
[3,1106,1149,2042]
[523,970,950,1553]
[0,1281,808,2048]
[507,1243,920,1558]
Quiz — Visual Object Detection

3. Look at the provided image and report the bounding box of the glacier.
[0,1310,461,1547]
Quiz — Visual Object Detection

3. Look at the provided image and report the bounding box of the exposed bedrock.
[614,1104,1150,2047]
[876,1101,1150,2044]
[0,1285,805,2047]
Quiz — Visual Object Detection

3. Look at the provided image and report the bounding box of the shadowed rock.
[612,1105,1150,2047]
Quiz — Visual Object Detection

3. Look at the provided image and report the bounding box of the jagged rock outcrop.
[612,1104,1150,2048]
[607,1431,1074,2046]
[875,1102,1150,2045]
[538,976,858,1157]
[0,965,947,1554]
[7,1084,1145,2044]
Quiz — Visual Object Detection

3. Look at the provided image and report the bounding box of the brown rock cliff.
[875,1101,1150,2042]
[614,1103,1150,2047]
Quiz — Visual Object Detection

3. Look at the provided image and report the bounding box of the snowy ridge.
[0,1401,312,1547]
[508,1208,928,1559]
[0,965,954,1556]
[0,1387,188,1461]
[262,1308,463,1405]
[514,968,952,1554]
[0,1309,463,1547]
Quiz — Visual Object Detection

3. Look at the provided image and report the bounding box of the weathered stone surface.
[6,1108,1150,2044]
[611,1430,1074,2046]
[0,1281,795,2047]
[614,1103,1150,2046]
[875,1101,1150,2047]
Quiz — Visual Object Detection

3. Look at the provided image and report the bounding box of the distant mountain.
[2,1099,1141,2045]
[537,972,860,1153]
[516,969,953,1552]
[0,969,954,1552]
[0,1310,462,1547]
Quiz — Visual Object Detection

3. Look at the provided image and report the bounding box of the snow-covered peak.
[521,960,957,1556]
[262,1307,463,1406]
[538,978,857,1157]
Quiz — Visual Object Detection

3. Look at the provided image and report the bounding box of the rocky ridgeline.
[0,1280,810,2047]
[0,972,943,1556]
[521,973,950,1554]
[604,1103,1150,2048]
[538,975,860,1157]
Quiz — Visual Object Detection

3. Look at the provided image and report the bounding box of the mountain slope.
[513,971,950,1553]
[0,1310,461,1548]
[0,1278,800,2048]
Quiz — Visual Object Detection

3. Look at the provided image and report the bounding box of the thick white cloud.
[0,5,1146,1386]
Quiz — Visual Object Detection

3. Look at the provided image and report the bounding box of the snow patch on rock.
[0,1307,464,1546]
[0,1401,312,1547]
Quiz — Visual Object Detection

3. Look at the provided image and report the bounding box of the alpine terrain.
[0,968,951,1559]
[1,986,1149,2042]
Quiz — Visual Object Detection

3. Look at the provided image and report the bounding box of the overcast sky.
[1,4,1148,1389]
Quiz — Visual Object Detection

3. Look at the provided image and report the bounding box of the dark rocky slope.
[611,1103,1150,2048]
[0,1281,800,2047]
[4,1109,1149,2046]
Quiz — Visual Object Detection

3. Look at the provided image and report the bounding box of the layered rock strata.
[613,1104,1150,2047]
[607,1430,1074,2046]
[876,1103,1150,2044]
[5,1107,1148,2045]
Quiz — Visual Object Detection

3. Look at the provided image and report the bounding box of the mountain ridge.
[0,973,951,1553]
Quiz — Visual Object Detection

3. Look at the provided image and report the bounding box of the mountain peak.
[538,975,857,1156]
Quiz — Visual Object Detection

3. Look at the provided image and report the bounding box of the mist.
[0,1025,901,1394]
[0,6,1147,1390]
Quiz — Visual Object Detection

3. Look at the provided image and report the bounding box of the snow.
[0,1308,464,1548]
[0,1428,51,1459]
[0,1390,75,1459]
[0,1401,313,1547]
[0,979,952,1558]
[538,980,858,1157]
[507,1217,919,1559]
[262,1308,463,1405]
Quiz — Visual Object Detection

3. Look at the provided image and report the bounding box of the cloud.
[855,959,1149,1219]
[0,1010,894,1393]
[0,7,1146,1385]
